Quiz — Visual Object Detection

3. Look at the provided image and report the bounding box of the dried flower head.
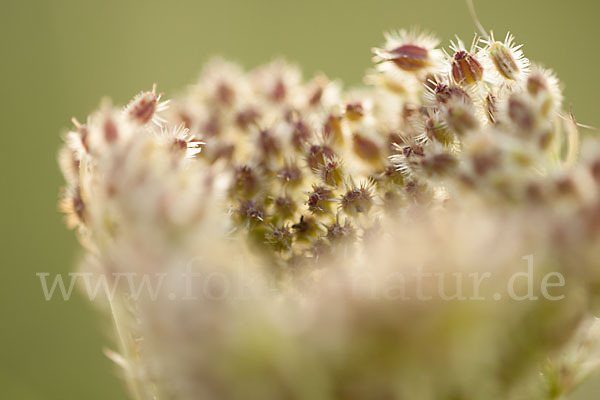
[57,15,600,400]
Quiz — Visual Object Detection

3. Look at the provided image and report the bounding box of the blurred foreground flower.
[58,24,600,400]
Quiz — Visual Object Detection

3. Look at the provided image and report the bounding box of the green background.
[1,0,599,398]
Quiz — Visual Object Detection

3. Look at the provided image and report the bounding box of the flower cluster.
[58,27,600,400]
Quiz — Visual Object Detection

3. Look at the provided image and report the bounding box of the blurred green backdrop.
[1,0,599,399]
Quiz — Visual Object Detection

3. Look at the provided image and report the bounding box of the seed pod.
[291,121,312,150]
[387,44,429,71]
[258,129,281,158]
[471,150,501,177]
[425,80,472,106]
[323,113,344,145]
[481,33,529,82]
[352,133,381,163]
[278,162,303,187]
[215,81,235,106]
[264,225,293,252]
[451,51,484,85]
[306,185,334,214]
[488,42,519,80]
[443,99,479,136]
[232,165,261,198]
[508,94,537,132]
[308,85,323,107]
[124,84,169,126]
[426,117,455,147]
[375,165,405,187]
[237,199,265,226]
[271,79,286,102]
[235,107,261,129]
[326,219,356,245]
[339,182,374,216]
[103,115,119,143]
[420,152,458,176]
[526,67,562,116]
[386,132,404,155]
[390,140,427,177]
[318,156,345,187]
[273,196,297,220]
[306,144,336,170]
[161,125,203,158]
[372,30,442,73]
[202,114,221,137]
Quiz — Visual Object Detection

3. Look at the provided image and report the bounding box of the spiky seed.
[233,165,260,198]
[340,184,373,216]
[444,101,479,135]
[235,107,260,129]
[508,95,536,132]
[386,44,429,71]
[306,144,336,170]
[273,196,297,220]
[291,121,311,150]
[324,113,344,145]
[451,51,484,85]
[326,219,356,244]
[265,225,293,252]
[307,186,334,214]
[319,156,345,187]
[488,42,520,80]
[278,162,303,186]
[238,199,265,225]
